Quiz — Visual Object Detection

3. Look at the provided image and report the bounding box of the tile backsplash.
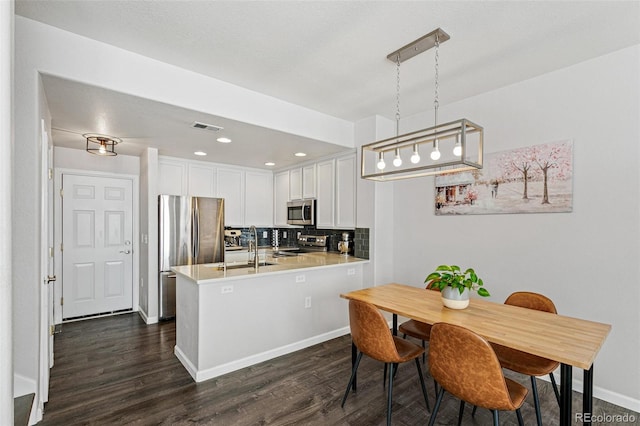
[230,226,370,258]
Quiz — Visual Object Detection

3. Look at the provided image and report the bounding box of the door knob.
[119,250,132,254]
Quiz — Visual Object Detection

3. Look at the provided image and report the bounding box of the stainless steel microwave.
[287,199,315,226]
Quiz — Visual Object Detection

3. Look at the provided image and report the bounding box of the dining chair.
[428,322,528,426]
[491,292,560,426]
[398,282,440,363]
[341,299,431,426]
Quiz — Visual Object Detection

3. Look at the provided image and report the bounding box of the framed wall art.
[435,139,573,215]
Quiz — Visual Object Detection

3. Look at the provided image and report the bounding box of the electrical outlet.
[221,285,234,294]
[347,268,355,276]
[263,231,268,238]
[304,296,311,308]
[296,275,306,283]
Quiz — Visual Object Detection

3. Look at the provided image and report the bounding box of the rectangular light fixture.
[361,118,483,181]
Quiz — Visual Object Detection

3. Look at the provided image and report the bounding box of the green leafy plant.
[425,264,490,297]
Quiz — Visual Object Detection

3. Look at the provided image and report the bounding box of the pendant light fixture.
[361,28,483,181]
[84,133,121,156]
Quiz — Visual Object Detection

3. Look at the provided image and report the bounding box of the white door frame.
[53,168,139,324]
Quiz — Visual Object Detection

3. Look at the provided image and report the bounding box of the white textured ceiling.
[16,1,640,168]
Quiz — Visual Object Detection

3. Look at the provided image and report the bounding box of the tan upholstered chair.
[428,323,528,426]
[398,283,440,363]
[491,292,560,426]
[341,299,430,426]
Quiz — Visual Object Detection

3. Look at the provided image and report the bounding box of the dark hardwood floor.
[41,313,636,425]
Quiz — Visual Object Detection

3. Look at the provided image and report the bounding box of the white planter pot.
[441,287,470,309]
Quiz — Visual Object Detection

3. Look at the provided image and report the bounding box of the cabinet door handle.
[119,250,132,254]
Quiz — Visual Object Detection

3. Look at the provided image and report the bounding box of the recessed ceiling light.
[294,152,307,157]
[217,137,232,143]
[194,151,207,156]
[265,162,275,166]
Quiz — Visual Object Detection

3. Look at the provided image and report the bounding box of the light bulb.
[453,134,462,157]
[393,148,402,167]
[430,147,441,160]
[376,152,386,170]
[410,144,420,164]
[99,142,107,154]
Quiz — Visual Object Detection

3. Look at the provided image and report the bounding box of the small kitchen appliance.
[338,232,352,255]
[224,229,242,249]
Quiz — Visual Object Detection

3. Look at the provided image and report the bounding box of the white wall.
[54,146,140,175]
[392,45,640,410]
[0,1,13,423]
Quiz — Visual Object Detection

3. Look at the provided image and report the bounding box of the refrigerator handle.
[193,198,199,262]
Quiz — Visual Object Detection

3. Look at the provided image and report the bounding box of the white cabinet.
[217,168,244,227]
[315,159,335,228]
[274,171,290,227]
[245,171,273,227]
[288,165,316,200]
[188,163,216,197]
[289,168,302,200]
[158,159,186,195]
[302,164,316,199]
[315,154,356,229]
[335,155,356,229]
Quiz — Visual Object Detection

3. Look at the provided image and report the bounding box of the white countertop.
[172,251,368,284]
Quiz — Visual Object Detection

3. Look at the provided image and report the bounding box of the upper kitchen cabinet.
[315,153,356,230]
[274,170,290,227]
[158,158,187,195]
[188,163,217,197]
[335,154,356,229]
[245,171,273,227]
[315,159,335,228]
[289,164,316,200]
[216,168,244,227]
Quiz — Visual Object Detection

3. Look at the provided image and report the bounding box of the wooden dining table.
[340,283,611,426]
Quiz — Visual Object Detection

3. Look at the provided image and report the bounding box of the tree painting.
[435,140,573,215]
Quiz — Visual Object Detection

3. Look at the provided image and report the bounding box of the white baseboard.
[137,308,158,325]
[175,326,351,383]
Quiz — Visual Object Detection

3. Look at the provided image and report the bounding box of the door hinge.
[49,325,55,336]
[49,247,54,258]
[60,243,63,252]
[48,168,53,180]
[60,297,63,306]
[59,188,63,197]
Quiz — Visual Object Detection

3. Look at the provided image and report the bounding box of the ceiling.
[16,1,640,169]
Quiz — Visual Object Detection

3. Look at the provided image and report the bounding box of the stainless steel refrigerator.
[159,195,225,319]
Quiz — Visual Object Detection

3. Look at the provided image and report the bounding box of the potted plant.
[425,264,490,309]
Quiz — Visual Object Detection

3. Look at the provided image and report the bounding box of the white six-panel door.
[62,174,133,319]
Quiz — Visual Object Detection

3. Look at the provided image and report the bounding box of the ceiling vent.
[191,121,223,132]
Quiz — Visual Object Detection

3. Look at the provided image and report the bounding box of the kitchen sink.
[271,251,300,257]
[217,261,276,270]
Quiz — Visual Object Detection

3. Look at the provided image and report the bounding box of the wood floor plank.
[40,313,637,425]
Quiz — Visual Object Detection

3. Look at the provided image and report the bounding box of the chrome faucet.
[248,225,259,270]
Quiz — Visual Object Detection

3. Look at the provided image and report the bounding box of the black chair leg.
[472,405,478,417]
[383,363,387,388]
[549,372,561,406]
[516,408,525,426]
[457,400,465,426]
[530,376,543,426]
[422,340,426,364]
[414,358,431,412]
[428,386,445,426]
[386,363,395,426]
[492,410,499,426]
[341,351,363,407]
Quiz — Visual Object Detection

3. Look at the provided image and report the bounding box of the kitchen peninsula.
[171,250,368,382]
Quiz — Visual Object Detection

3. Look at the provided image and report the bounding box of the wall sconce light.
[84,133,121,156]
[361,28,483,181]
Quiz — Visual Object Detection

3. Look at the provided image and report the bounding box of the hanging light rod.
[386,28,450,64]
